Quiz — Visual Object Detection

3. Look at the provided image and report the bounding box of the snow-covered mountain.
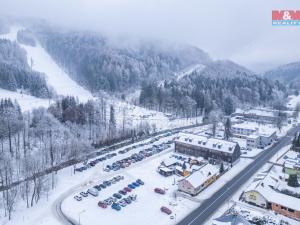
[0,26,93,102]
[32,24,212,93]
[191,60,256,79]
[264,62,300,88]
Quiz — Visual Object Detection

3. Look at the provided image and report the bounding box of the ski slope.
[0,26,93,102]
[176,63,205,81]
[0,88,51,111]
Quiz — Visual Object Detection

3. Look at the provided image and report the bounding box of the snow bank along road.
[177,125,300,225]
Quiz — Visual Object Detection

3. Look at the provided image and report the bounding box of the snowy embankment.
[0,26,93,105]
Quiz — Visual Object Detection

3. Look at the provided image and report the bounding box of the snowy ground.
[0,26,93,102]
[0,88,51,112]
[62,152,198,225]
[287,95,300,110]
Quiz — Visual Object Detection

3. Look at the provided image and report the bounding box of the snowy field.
[0,88,51,111]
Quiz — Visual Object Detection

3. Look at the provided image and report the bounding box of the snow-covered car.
[118,199,127,207]
[80,191,88,197]
[74,195,82,201]
[87,188,99,197]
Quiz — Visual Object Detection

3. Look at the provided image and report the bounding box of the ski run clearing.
[0,26,93,102]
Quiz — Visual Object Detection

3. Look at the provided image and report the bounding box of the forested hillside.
[33,25,211,93]
[140,60,286,117]
[264,62,300,89]
[0,39,53,98]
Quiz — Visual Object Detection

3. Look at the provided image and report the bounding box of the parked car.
[154,188,165,195]
[129,194,137,201]
[98,201,107,208]
[87,188,99,197]
[119,190,127,195]
[160,206,172,215]
[111,203,121,211]
[118,199,127,207]
[128,184,136,189]
[100,183,106,189]
[124,197,132,204]
[136,179,144,185]
[124,187,132,193]
[74,195,82,201]
[113,193,122,199]
[132,182,140,187]
[80,191,88,197]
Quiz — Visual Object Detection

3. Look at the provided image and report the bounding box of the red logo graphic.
[272,10,300,20]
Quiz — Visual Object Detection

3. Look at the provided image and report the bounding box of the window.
[288,208,295,213]
[281,206,287,210]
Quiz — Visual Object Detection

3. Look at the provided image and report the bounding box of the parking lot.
[62,151,199,225]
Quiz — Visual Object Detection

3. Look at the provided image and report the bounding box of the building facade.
[175,133,241,164]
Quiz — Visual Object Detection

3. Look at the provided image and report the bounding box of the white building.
[231,123,258,138]
[233,108,281,124]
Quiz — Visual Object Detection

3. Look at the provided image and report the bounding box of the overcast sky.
[0,0,299,72]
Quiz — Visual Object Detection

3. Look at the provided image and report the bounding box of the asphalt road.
[177,125,300,225]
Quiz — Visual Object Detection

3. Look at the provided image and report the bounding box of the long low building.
[243,173,300,220]
[174,133,241,164]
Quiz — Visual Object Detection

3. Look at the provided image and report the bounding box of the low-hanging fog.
[0,0,299,72]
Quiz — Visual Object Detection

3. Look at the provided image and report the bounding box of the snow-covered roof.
[233,122,277,137]
[175,133,238,154]
[245,171,300,211]
[159,167,173,173]
[162,158,178,167]
[232,123,257,131]
[183,164,219,188]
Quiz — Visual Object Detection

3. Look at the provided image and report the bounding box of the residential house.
[243,175,300,220]
[178,164,219,196]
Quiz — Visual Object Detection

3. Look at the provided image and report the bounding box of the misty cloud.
[0,0,299,72]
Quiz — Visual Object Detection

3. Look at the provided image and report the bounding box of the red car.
[160,206,172,215]
[154,188,165,195]
[98,201,107,208]
[124,187,132,192]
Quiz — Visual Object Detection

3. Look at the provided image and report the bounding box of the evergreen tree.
[219,163,224,173]
[224,118,231,140]
[109,105,116,139]
[287,174,299,187]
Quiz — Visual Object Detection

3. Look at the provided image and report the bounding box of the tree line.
[0,97,152,220]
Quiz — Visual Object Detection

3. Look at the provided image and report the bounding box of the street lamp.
[78,210,86,225]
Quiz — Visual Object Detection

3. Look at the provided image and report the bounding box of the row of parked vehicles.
[98,179,144,211]
[75,152,118,172]
[104,142,172,172]
[73,175,124,201]
[75,131,176,173]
